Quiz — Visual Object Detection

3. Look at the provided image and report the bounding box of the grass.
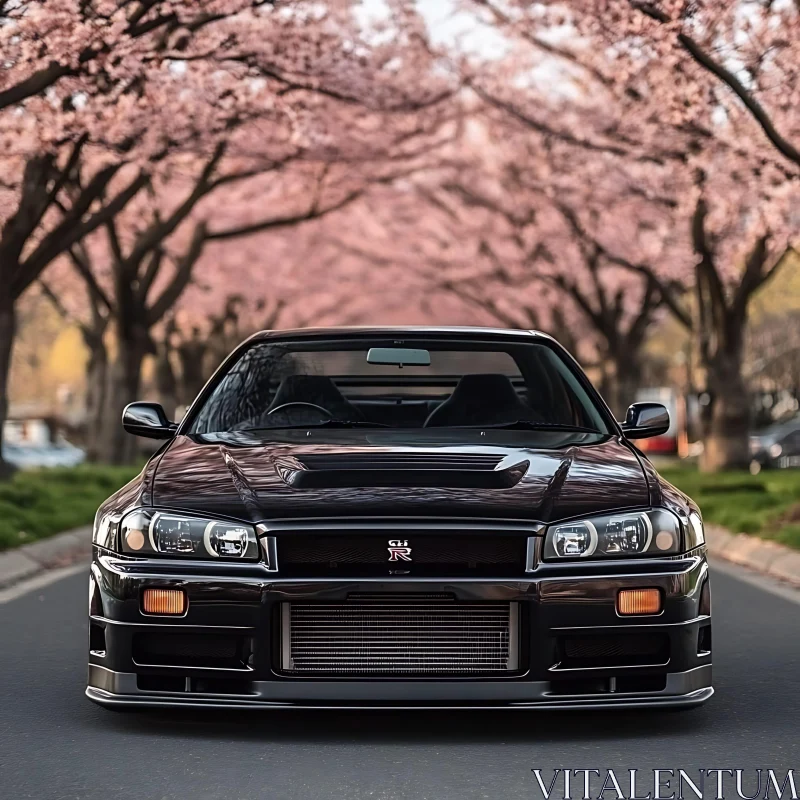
[0,464,141,552]
[661,465,800,551]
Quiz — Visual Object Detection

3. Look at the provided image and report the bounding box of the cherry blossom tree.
[546,0,800,169]
[0,0,456,469]
[6,0,798,476]
[0,0,260,473]
[0,1,263,112]
[325,116,677,416]
[454,0,800,469]
[43,90,453,463]
[437,178,675,416]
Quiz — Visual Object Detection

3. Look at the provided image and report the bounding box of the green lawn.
[661,466,800,551]
[0,465,141,551]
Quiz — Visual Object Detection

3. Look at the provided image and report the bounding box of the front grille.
[278,533,528,577]
[281,598,519,676]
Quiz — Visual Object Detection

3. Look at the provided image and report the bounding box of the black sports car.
[87,327,712,710]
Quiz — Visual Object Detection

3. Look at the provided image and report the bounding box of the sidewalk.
[0,526,92,589]
[705,524,800,587]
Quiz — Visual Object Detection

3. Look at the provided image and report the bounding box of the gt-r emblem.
[387,539,412,562]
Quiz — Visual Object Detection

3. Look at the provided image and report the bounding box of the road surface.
[1,561,799,800]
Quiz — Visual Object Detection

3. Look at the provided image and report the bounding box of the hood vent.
[298,452,504,471]
[275,452,528,490]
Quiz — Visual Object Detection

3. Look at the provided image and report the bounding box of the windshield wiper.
[455,421,604,434]
[238,419,390,432]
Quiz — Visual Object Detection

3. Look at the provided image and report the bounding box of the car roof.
[247,326,548,344]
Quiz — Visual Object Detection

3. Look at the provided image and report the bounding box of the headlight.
[118,509,259,560]
[687,510,705,548]
[543,509,682,560]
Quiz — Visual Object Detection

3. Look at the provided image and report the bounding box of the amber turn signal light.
[617,588,661,616]
[142,588,186,615]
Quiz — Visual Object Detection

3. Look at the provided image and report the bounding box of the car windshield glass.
[188,337,611,435]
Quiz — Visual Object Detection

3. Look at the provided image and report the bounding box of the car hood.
[150,430,651,523]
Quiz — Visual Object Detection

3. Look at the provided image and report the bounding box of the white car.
[4,439,86,469]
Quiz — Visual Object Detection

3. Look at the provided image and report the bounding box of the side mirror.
[620,402,670,439]
[122,402,178,440]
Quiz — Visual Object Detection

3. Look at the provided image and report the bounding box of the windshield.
[188,337,611,435]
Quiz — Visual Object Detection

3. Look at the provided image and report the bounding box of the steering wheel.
[267,402,334,418]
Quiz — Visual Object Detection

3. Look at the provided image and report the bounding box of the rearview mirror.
[122,402,178,440]
[620,402,670,439]
[366,347,431,367]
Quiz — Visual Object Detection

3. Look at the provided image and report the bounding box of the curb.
[705,525,800,588]
[0,526,92,590]
[1,523,799,592]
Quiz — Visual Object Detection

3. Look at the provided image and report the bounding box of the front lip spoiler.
[86,685,713,711]
[86,664,713,711]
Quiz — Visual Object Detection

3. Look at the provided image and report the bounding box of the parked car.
[87,327,711,711]
[4,439,86,469]
[750,416,800,474]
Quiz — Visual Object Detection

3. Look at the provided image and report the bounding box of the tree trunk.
[610,357,643,420]
[602,345,643,420]
[83,339,108,462]
[0,295,16,479]
[154,338,178,421]
[97,336,148,465]
[700,352,751,472]
[177,334,208,405]
[595,360,614,412]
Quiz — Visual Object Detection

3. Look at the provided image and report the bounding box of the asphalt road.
[1,562,799,800]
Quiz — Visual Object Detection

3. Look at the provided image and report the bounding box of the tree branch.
[631,0,800,167]
[147,223,208,325]
[0,61,74,112]
[730,232,770,324]
[554,198,693,329]
[26,135,90,239]
[0,1,242,112]
[262,297,286,330]
[206,187,365,241]
[437,278,523,329]
[36,279,73,321]
[626,276,660,347]
[105,215,124,266]
[13,167,149,298]
[137,246,165,304]
[470,0,613,88]
[690,194,728,322]
[469,82,683,165]
[68,245,114,313]
[124,142,225,268]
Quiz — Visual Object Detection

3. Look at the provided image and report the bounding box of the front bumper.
[86,547,712,710]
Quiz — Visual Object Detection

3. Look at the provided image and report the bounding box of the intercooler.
[280,596,519,676]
